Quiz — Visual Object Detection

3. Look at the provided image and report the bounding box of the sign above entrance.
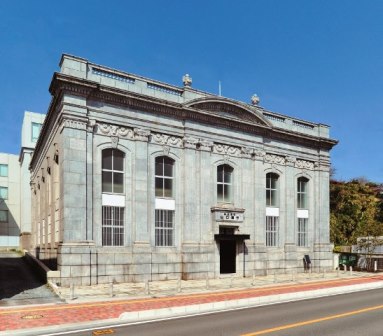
[214,211,244,222]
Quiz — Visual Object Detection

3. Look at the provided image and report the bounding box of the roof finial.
[182,74,192,87]
[251,94,260,105]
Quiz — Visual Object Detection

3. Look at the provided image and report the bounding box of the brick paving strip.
[1,275,382,332]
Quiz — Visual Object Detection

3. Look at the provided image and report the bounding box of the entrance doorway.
[220,240,236,274]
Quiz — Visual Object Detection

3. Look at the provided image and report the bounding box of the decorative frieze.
[295,159,315,170]
[264,153,286,165]
[213,144,241,157]
[97,123,134,139]
[62,119,87,130]
[151,133,183,147]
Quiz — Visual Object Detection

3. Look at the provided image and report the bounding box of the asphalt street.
[60,288,383,336]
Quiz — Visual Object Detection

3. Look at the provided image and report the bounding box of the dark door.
[220,240,236,274]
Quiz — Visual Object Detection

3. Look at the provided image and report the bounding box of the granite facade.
[30,54,337,285]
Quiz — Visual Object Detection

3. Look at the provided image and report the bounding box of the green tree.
[330,179,383,246]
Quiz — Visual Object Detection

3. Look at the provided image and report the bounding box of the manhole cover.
[93,330,115,335]
[21,314,44,320]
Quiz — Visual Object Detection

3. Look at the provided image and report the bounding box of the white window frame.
[266,173,279,207]
[102,149,125,194]
[217,164,233,203]
[155,156,174,198]
[297,177,309,209]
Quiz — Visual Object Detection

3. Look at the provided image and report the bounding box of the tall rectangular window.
[0,210,8,222]
[102,206,124,246]
[0,164,8,177]
[31,122,42,142]
[266,216,278,247]
[217,164,233,203]
[155,209,174,246]
[0,187,8,200]
[155,156,174,198]
[266,173,279,207]
[102,149,124,194]
[298,218,308,247]
[297,177,309,209]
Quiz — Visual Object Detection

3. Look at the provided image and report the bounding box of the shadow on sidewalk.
[0,255,61,305]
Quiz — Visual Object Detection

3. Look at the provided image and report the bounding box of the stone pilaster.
[182,137,200,243]
[61,119,88,242]
[133,128,150,245]
[284,156,297,269]
[86,120,96,241]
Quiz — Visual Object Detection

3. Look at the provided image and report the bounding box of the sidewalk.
[1,271,383,336]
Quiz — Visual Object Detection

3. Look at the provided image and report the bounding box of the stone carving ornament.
[253,149,266,158]
[213,144,241,157]
[151,133,183,147]
[295,159,315,170]
[98,123,134,139]
[134,128,151,141]
[264,153,286,165]
[111,136,119,148]
[63,119,87,130]
[285,155,296,166]
[199,140,214,151]
[183,136,199,149]
[241,146,253,158]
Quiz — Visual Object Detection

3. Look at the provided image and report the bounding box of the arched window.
[155,156,174,198]
[102,148,124,194]
[155,156,175,247]
[297,177,309,209]
[266,173,279,207]
[217,164,233,203]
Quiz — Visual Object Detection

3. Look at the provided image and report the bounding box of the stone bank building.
[30,54,337,285]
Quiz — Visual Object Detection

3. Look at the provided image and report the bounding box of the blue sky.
[0,1,382,183]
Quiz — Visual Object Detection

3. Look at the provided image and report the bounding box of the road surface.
[48,287,383,336]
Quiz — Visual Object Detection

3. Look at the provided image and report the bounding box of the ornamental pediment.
[185,97,271,127]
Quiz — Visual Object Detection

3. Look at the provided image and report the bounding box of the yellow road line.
[0,276,379,316]
[241,304,383,335]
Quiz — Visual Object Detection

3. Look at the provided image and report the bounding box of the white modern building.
[0,111,45,249]
[0,153,20,247]
[30,54,338,285]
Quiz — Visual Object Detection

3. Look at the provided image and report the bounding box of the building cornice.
[45,72,338,156]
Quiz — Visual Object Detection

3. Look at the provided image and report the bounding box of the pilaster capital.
[134,128,151,142]
[199,139,214,152]
[183,136,199,149]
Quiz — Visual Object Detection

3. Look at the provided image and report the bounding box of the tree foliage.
[330,179,383,246]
